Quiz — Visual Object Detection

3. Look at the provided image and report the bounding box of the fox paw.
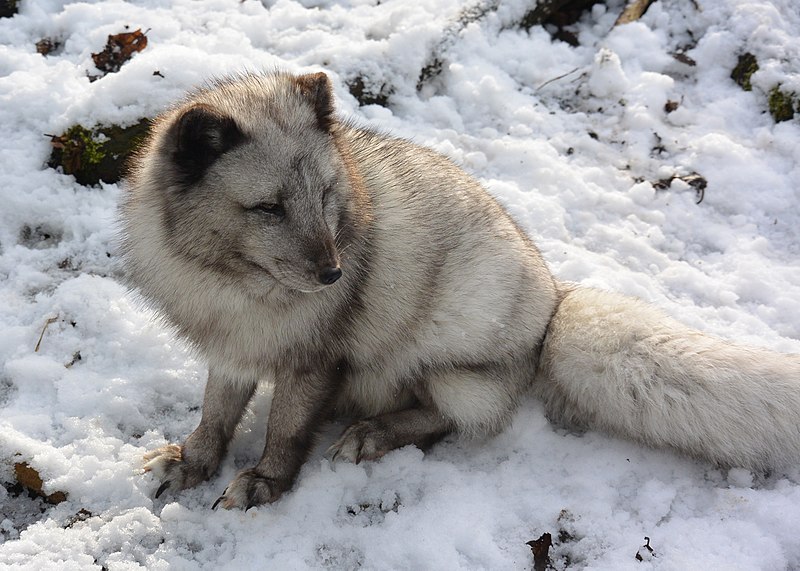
[327,420,389,464]
[212,469,287,510]
[143,444,216,498]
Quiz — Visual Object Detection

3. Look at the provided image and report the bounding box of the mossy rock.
[48,119,150,186]
[1,0,19,18]
[768,87,797,123]
[519,0,599,31]
[347,76,390,107]
[731,53,758,92]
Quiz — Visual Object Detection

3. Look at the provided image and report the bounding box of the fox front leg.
[214,366,339,510]
[144,369,256,497]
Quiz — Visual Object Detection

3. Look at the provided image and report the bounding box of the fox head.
[142,72,353,295]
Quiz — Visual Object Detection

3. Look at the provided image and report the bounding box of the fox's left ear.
[294,72,335,132]
[168,104,245,186]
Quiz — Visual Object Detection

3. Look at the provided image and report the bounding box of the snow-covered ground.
[1,0,800,568]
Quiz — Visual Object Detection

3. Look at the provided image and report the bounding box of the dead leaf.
[526,533,552,571]
[91,28,148,77]
[14,462,67,504]
[36,38,61,55]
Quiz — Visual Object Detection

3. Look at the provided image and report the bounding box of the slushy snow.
[1,0,799,569]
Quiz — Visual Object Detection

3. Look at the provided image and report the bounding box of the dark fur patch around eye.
[170,104,246,186]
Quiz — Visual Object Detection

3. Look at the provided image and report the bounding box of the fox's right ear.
[169,104,246,185]
[293,72,335,132]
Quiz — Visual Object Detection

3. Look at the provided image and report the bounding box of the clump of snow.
[1,0,800,569]
[588,47,630,98]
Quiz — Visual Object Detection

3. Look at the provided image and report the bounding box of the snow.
[1,0,800,568]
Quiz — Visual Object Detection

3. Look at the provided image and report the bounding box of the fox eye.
[254,203,285,218]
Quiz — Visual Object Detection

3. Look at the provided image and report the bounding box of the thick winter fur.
[120,71,800,509]
[535,286,800,470]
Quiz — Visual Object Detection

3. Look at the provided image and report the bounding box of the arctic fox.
[119,71,800,510]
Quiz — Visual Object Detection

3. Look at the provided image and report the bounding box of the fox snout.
[318,266,342,285]
[308,235,341,288]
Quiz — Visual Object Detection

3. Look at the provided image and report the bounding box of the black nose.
[318,266,342,285]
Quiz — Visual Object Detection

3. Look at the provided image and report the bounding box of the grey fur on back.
[120,71,800,510]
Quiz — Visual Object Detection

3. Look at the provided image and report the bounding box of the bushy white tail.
[535,285,800,470]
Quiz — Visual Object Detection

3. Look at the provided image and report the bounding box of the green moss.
[768,87,797,123]
[731,53,759,92]
[48,119,150,186]
[66,125,106,164]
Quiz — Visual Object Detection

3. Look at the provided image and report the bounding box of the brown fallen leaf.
[36,38,61,56]
[91,28,148,77]
[14,461,67,504]
[526,532,552,571]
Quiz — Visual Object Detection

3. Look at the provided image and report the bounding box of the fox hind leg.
[329,365,522,462]
[328,407,452,463]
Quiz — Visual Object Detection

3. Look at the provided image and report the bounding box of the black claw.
[212,495,225,510]
[246,503,255,511]
[155,480,171,499]
[212,487,229,510]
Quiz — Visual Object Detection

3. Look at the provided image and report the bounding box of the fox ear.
[293,72,335,132]
[170,104,245,185]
